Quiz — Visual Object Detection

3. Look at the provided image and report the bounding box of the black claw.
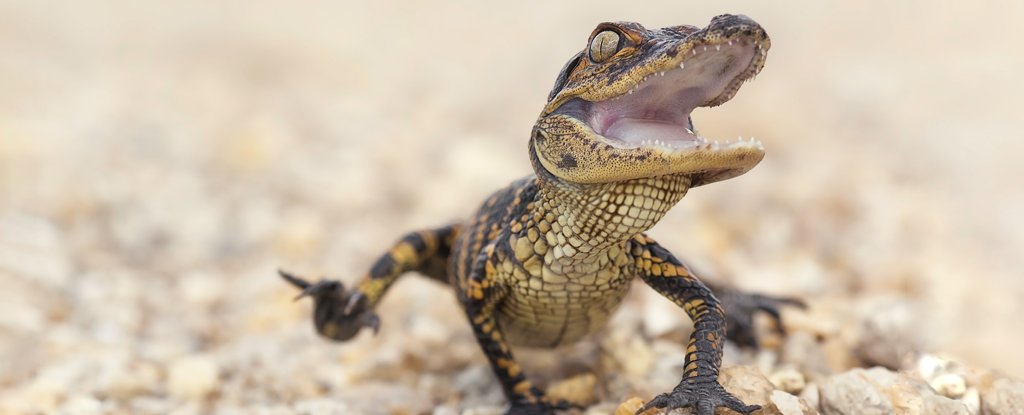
[365,313,381,335]
[344,291,365,315]
[720,290,804,349]
[294,279,341,301]
[278,269,311,289]
[722,391,760,414]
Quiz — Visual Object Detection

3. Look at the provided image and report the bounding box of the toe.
[278,269,311,289]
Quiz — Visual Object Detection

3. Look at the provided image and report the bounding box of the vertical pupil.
[593,31,619,61]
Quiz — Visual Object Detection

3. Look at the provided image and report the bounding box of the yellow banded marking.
[391,242,418,265]
[513,380,534,395]
[497,358,522,378]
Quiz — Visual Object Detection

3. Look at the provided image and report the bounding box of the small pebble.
[58,395,104,415]
[293,398,350,415]
[614,397,657,415]
[546,373,597,406]
[770,367,807,394]
[718,365,773,408]
[167,355,219,400]
[961,388,981,414]
[432,405,459,415]
[768,390,816,415]
[929,373,966,399]
[819,369,895,414]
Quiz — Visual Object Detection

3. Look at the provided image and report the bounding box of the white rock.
[178,270,225,306]
[770,367,807,394]
[0,213,72,287]
[58,395,104,415]
[292,395,352,411]
[819,369,895,414]
[432,405,459,415]
[166,354,219,399]
[961,388,981,414]
[930,373,966,399]
[769,390,817,415]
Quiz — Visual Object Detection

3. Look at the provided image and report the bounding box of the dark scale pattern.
[492,173,691,347]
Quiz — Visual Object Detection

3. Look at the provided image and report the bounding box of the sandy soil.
[1,2,1022,414]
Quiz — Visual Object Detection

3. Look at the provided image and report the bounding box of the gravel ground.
[1,2,1023,414]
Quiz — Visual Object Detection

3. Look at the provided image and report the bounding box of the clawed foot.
[279,270,380,341]
[719,289,806,348]
[638,381,759,415]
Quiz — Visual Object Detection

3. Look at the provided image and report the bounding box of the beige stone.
[166,355,219,400]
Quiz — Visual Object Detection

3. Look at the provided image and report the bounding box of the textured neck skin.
[521,146,692,271]
[532,173,690,266]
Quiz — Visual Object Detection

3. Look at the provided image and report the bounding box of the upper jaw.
[551,32,767,155]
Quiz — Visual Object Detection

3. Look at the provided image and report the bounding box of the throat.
[532,174,692,264]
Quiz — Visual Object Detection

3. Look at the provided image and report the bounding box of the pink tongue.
[604,118,697,147]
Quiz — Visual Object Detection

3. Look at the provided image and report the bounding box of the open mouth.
[554,36,765,152]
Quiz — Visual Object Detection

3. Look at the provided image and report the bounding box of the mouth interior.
[566,39,758,150]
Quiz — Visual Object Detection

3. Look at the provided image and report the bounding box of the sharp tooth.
[686,128,694,134]
[728,40,733,46]
[703,46,708,51]
[716,45,721,51]
[679,62,685,70]
[660,71,665,76]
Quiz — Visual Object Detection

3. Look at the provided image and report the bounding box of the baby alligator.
[282,14,802,415]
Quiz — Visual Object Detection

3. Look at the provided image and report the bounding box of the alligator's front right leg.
[280,225,459,341]
[461,246,572,415]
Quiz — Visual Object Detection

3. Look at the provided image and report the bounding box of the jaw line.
[535,114,765,187]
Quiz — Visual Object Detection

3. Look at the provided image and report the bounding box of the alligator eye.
[589,30,621,62]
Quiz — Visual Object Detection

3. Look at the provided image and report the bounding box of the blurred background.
[1,1,1021,414]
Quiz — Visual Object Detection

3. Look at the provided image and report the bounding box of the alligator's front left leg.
[711,283,805,348]
[628,235,760,415]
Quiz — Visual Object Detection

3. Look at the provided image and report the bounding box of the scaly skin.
[282,14,803,415]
